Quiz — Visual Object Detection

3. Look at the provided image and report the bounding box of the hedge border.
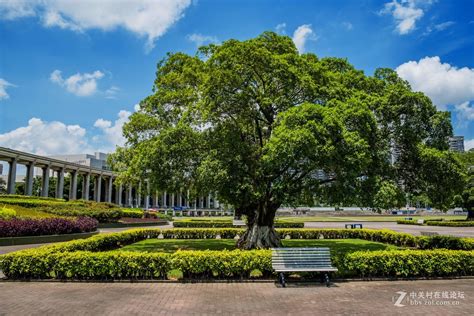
[1,228,473,280]
[0,231,99,246]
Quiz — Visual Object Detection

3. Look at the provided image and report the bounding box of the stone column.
[214,195,220,209]
[178,191,183,207]
[145,181,150,209]
[155,191,159,208]
[94,175,102,202]
[128,184,133,207]
[207,194,212,209]
[186,190,190,208]
[83,173,90,200]
[162,191,167,208]
[116,183,123,206]
[41,166,50,197]
[56,168,65,199]
[69,170,78,200]
[25,161,35,196]
[106,176,113,203]
[199,196,204,209]
[138,181,143,208]
[7,158,17,194]
[171,193,175,208]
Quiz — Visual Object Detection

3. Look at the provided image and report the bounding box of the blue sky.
[0,0,473,157]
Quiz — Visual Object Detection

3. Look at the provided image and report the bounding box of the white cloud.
[454,102,474,124]
[396,56,474,110]
[105,86,120,99]
[50,69,104,97]
[0,109,135,155]
[186,33,218,47]
[465,139,474,151]
[433,21,455,32]
[0,118,91,155]
[93,110,132,152]
[0,0,192,52]
[275,23,286,34]
[0,78,15,100]
[0,0,35,20]
[380,0,425,35]
[292,24,315,53]
[342,22,353,30]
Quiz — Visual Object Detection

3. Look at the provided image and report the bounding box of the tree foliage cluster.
[110,32,465,247]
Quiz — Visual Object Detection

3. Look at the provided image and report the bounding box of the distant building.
[48,152,111,170]
[448,136,464,152]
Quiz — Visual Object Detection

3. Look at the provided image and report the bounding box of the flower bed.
[0,217,98,237]
[1,228,473,280]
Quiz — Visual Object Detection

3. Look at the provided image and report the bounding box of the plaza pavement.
[0,279,472,315]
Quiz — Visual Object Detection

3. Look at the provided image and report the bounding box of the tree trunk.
[237,202,281,249]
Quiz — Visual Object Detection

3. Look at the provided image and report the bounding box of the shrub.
[40,208,123,223]
[0,207,16,219]
[0,217,98,237]
[121,209,144,218]
[173,220,303,228]
[343,250,474,278]
[426,220,474,227]
[396,220,421,225]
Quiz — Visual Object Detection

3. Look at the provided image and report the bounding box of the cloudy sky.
[0,0,473,158]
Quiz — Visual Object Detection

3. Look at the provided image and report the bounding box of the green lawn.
[118,238,400,255]
[174,215,466,223]
[3,205,55,219]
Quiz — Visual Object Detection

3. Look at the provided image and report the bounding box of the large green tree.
[110,32,464,248]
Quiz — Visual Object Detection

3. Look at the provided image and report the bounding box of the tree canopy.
[110,32,465,248]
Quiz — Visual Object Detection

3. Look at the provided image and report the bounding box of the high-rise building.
[48,152,111,170]
[448,136,464,152]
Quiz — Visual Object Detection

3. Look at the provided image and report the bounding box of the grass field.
[174,215,466,223]
[117,238,400,254]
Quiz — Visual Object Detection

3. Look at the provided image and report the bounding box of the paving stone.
[0,279,472,315]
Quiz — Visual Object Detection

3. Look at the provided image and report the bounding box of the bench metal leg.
[324,273,330,287]
[279,273,286,288]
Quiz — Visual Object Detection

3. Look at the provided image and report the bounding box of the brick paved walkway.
[0,279,472,315]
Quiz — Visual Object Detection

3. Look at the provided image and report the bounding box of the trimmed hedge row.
[1,245,472,279]
[397,219,474,227]
[426,221,474,227]
[0,217,98,237]
[173,220,303,228]
[344,249,474,277]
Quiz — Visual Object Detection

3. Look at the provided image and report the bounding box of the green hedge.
[397,219,474,227]
[0,207,16,219]
[173,220,303,228]
[426,220,474,227]
[343,250,474,277]
[121,209,145,218]
[1,240,472,279]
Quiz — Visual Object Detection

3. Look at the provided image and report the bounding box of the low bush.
[397,219,474,227]
[0,207,16,219]
[0,217,98,237]
[41,208,123,223]
[173,220,303,228]
[121,209,144,218]
[1,237,472,279]
[343,249,474,277]
[146,211,172,221]
[426,220,474,227]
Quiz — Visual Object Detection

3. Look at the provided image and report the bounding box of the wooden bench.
[271,247,338,287]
